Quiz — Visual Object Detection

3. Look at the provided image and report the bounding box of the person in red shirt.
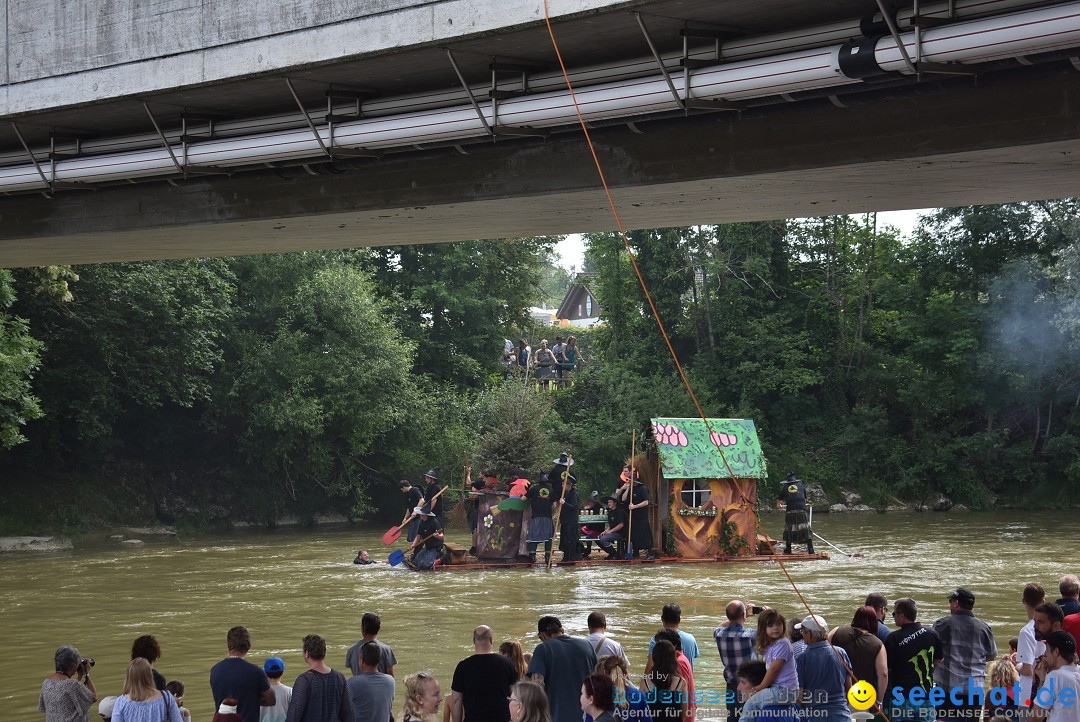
[648,629,696,721]
[1064,613,1080,646]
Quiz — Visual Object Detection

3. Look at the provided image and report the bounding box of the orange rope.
[540,1,870,695]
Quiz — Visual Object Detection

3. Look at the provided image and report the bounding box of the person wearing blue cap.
[261,657,291,722]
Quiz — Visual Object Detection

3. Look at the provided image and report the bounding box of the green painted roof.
[650,418,767,480]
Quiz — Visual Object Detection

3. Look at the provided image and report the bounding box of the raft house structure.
[439,417,827,569]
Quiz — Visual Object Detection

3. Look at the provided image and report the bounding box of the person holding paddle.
[615,467,655,560]
[410,506,445,570]
[526,473,556,564]
[552,454,582,563]
[398,480,424,542]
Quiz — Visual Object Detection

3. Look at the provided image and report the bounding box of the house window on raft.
[680,480,711,508]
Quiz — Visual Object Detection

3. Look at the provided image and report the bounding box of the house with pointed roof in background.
[555,272,602,327]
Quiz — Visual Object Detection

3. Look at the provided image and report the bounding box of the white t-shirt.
[1034,664,1080,722]
[583,632,631,667]
[1018,619,1045,702]
[260,682,292,722]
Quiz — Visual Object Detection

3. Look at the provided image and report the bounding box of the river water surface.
[2,510,1075,720]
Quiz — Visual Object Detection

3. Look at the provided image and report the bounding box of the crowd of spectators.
[41,576,1080,722]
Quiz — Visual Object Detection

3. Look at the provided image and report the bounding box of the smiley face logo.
[848,681,876,711]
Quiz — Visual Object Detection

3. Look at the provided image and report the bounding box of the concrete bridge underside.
[3,62,1079,267]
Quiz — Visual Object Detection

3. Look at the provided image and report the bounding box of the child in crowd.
[165,680,191,722]
[753,609,799,693]
[261,656,292,722]
[1007,637,1019,666]
[984,656,1019,719]
[98,696,118,720]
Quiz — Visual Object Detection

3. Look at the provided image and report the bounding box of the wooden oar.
[547,455,572,570]
[388,531,441,566]
[382,486,448,545]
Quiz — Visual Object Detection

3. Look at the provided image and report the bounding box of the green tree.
[472,380,558,482]
[222,257,420,514]
[10,259,235,457]
[0,270,44,448]
[362,237,560,386]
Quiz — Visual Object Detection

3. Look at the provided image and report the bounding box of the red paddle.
[382,486,448,545]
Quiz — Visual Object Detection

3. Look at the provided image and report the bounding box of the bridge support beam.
[2,68,1080,266]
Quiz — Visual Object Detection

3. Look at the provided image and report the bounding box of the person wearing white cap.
[794,614,852,722]
[98,696,118,720]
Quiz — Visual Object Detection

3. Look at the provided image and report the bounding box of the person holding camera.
[39,645,97,722]
[714,601,762,722]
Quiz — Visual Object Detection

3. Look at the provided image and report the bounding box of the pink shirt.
[678,651,696,722]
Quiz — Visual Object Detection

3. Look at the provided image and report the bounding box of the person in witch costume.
[556,472,582,563]
[549,452,581,562]
[410,505,446,570]
[550,452,575,487]
[423,469,444,519]
[776,473,813,555]
[526,473,556,564]
[615,465,655,559]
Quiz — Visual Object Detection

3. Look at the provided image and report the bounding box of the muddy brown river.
[2,510,1074,720]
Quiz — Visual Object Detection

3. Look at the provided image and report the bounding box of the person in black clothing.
[579,491,606,558]
[399,480,424,542]
[776,473,813,554]
[550,452,574,485]
[549,454,578,562]
[450,625,519,722]
[424,469,444,519]
[597,496,627,559]
[616,468,655,560]
[130,634,168,691]
[527,474,556,564]
[411,507,445,570]
[557,474,582,562]
[884,597,942,722]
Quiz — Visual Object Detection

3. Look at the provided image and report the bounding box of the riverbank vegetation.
[1,203,1078,534]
